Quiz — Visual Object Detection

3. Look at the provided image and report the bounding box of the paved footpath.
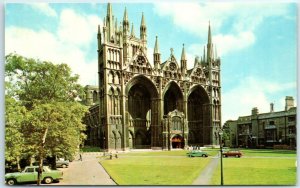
[192,155,219,185]
[53,153,116,185]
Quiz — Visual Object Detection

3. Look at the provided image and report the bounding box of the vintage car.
[223,150,242,158]
[5,166,63,185]
[187,150,208,157]
[56,158,69,168]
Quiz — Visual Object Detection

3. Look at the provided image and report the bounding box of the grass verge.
[210,157,297,185]
[100,150,213,185]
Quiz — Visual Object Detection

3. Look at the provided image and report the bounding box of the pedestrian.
[79,153,82,161]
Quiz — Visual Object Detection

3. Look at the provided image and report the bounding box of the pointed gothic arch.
[163,81,183,115]
[187,85,210,146]
[126,75,159,149]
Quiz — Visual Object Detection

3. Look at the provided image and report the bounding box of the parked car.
[187,150,208,157]
[56,158,69,168]
[223,150,242,158]
[5,166,63,185]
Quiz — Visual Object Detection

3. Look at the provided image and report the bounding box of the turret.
[153,36,161,70]
[140,12,147,41]
[180,44,187,75]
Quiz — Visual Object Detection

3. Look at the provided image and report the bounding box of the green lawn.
[211,157,297,185]
[100,149,297,185]
[119,149,218,157]
[239,149,296,157]
[100,150,213,185]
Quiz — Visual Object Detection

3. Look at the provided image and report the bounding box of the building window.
[288,116,296,122]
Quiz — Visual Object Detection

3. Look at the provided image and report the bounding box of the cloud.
[213,31,256,56]
[5,9,102,86]
[154,2,290,56]
[29,3,57,17]
[58,9,101,47]
[222,76,296,123]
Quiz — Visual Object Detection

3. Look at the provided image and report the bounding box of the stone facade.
[84,3,221,151]
[224,96,296,149]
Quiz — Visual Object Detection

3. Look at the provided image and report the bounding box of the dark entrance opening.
[172,135,184,149]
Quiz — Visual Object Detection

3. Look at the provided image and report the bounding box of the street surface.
[52,153,116,185]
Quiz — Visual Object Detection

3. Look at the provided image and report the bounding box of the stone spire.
[106,3,114,42]
[207,22,213,62]
[181,44,187,75]
[140,12,147,40]
[181,43,186,61]
[123,7,129,35]
[154,36,160,54]
[97,24,101,50]
[208,21,212,45]
[124,7,128,21]
[131,23,135,37]
[153,36,161,69]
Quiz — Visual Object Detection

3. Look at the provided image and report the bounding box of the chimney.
[252,107,259,115]
[270,103,274,112]
[285,96,294,111]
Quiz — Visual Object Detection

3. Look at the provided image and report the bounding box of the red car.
[223,150,242,158]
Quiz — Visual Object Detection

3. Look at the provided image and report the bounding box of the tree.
[23,102,87,184]
[5,96,27,171]
[5,54,88,184]
[5,53,84,108]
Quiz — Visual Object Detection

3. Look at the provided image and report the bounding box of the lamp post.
[219,129,224,186]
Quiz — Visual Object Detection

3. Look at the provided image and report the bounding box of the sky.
[4,0,298,124]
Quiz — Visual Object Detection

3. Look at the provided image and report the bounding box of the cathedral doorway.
[163,82,183,115]
[188,86,210,146]
[172,135,184,149]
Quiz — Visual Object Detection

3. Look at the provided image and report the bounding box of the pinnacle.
[154,36,160,54]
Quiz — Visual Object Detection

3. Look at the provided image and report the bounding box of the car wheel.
[202,154,207,157]
[44,177,53,184]
[236,155,239,158]
[7,179,16,185]
[62,164,67,168]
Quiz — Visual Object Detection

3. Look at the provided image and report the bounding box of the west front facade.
[84,3,221,151]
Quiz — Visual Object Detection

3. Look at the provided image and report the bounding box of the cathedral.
[84,3,221,151]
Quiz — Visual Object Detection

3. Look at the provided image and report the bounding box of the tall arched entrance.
[188,86,210,146]
[163,82,183,115]
[126,75,159,149]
